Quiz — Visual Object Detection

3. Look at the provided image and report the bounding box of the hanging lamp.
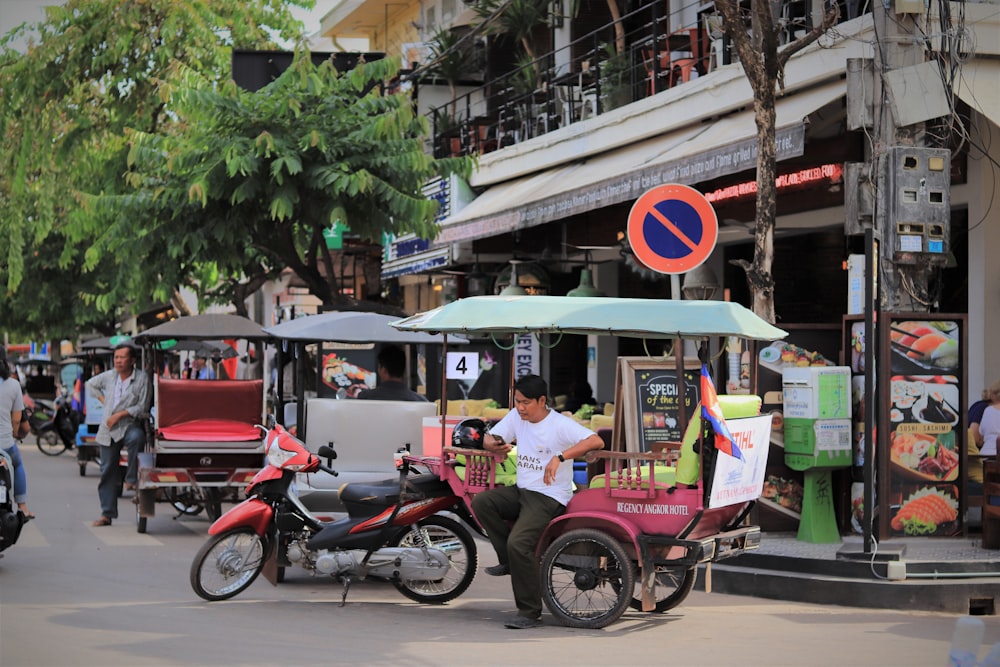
[566,249,605,297]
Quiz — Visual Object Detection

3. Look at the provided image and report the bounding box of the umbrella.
[391,295,788,341]
[264,311,458,345]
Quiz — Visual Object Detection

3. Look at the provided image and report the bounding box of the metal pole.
[439,334,449,453]
[863,226,877,552]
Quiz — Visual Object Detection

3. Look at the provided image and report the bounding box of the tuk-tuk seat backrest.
[304,399,437,472]
[156,378,264,428]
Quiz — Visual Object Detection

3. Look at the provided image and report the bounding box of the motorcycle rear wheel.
[389,514,477,604]
[36,430,66,456]
[190,528,268,601]
[540,528,635,629]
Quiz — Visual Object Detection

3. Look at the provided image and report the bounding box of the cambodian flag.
[71,376,83,413]
[700,364,742,461]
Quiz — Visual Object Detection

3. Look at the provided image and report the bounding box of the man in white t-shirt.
[472,374,604,629]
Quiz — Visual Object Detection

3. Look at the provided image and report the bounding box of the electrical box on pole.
[884,146,950,265]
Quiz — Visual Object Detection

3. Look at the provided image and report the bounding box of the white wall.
[966,110,1000,400]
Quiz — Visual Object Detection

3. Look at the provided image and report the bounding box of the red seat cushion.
[158,419,260,442]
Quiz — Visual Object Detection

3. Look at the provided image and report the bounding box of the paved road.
[2,444,998,666]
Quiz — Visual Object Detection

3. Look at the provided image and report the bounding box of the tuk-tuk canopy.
[264,311,453,345]
[134,314,272,342]
[391,296,787,341]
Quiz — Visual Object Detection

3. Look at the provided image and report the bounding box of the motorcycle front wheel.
[36,430,66,456]
[540,528,635,629]
[190,528,268,601]
[389,514,477,604]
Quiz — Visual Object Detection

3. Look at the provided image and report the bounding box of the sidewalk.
[755,531,1000,563]
[701,531,1000,614]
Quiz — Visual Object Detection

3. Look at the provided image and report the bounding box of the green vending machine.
[782,366,852,543]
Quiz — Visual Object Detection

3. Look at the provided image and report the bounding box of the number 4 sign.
[446,352,480,380]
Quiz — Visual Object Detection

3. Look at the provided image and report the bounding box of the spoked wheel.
[389,515,478,604]
[540,528,636,629]
[626,564,697,612]
[36,430,66,456]
[190,528,268,601]
[167,487,204,516]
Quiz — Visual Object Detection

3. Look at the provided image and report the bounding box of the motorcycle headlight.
[265,444,301,471]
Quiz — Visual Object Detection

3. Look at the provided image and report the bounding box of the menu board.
[618,357,699,452]
[885,317,963,537]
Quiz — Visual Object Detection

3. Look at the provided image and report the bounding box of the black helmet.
[452,418,487,449]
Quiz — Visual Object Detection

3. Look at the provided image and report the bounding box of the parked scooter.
[189,423,479,605]
[35,396,80,456]
[0,448,26,555]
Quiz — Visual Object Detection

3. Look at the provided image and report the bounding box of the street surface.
[2,443,998,666]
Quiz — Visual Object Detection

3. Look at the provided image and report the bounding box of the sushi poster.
[885,318,963,536]
[888,484,960,537]
[889,319,959,373]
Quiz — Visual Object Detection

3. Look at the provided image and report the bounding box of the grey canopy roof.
[264,311,456,345]
[134,314,272,342]
[391,296,787,341]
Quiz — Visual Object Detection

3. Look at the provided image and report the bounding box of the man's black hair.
[377,345,407,379]
[114,343,136,359]
[514,374,548,401]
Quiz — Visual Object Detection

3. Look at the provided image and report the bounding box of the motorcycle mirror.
[317,444,337,461]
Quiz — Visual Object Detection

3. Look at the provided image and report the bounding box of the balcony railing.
[428,0,844,158]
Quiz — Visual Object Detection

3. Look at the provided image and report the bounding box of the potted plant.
[598,42,631,111]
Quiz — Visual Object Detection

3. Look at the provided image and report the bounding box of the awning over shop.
[381,244,450,279]
[435,81,845,245]
[954,58,1000,128]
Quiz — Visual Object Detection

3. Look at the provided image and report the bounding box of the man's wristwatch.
[557,453,565,462]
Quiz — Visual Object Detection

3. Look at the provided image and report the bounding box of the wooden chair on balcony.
[467,117,498,154]
[642,27,704,95]
[641,47,670,95]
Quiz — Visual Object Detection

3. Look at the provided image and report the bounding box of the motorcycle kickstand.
[339,575,352,607]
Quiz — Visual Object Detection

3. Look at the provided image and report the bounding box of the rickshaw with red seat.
[392,294,785,628]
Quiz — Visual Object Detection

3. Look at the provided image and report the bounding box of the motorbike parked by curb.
[190,423,479,605]
[34,396,80,456]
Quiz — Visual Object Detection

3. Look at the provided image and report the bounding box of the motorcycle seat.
[338,473,443,506]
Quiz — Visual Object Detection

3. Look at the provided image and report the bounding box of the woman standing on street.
[0,357,33,520]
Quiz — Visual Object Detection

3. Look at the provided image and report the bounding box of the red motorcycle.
[189,423,479,605]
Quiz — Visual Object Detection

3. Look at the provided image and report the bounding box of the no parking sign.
[626,184,718,275]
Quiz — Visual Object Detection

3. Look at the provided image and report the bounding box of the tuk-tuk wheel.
[136,501,147,534]
[540,528,635,629]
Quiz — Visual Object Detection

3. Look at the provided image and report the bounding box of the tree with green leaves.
[472,0,551,79]
[99,55,472,312]
[0,0,311,338]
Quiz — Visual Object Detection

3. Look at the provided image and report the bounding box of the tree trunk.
[606,0,626,57]
[713,0,839,323]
